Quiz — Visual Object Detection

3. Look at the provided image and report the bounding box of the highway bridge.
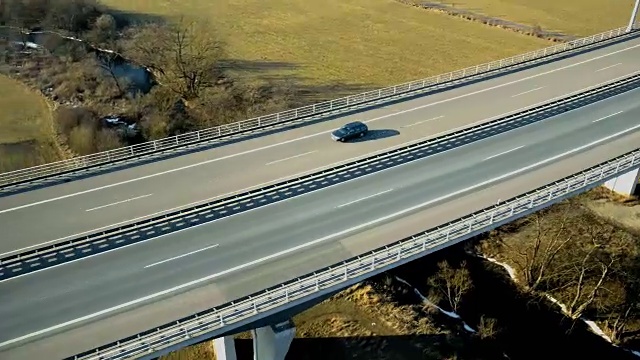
[2,20,640,360]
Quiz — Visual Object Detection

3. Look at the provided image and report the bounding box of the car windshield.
[333,128,348,136]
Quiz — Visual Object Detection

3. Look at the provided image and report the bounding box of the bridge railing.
[1,24,637,188]
[70,148,640,360]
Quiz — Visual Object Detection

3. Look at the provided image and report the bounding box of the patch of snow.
[542,285,613,343]
[631,350,640,357]
[543,294,568,314]
[395,276,462,319]
[439,307,461,319]
[405,277,476,332]
[583,320,612,342]
[11,41,41,49]
[103,116,121,125]
[412,288,426,302]
[463,322,477,333]
[395,277,411,287]
[483,256,517,281]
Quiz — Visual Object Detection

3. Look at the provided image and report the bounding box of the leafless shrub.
[427,260,473,313]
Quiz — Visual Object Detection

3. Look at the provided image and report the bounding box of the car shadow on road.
[346,129,400,143]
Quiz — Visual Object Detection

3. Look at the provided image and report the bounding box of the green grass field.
[102,0,549,89]
[0,75,60,172]
[434,0,636,37]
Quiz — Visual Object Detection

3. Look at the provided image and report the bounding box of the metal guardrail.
[3,71,639,280]
[0,25,637,188]
[68,147,640,360]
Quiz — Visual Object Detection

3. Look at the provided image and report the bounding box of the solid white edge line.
[484,146,524,161]
[2,123,639,349]
[144,244,220,269]
[593,111,624,122]
[85,194,154,212]
[2,68,640,257]
[511,87,545,97]
[403,116,445,127]
[265,151,316,166]
[337,189,394,208]
[596,63,623,72]
[2,42,640,215]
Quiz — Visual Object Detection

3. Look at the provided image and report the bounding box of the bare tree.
[606,302,636,344]
[124,18,224,101]
[501,208,574,292]
[87,13,117,46]
[563,241,614,319]
[45,0,102,35]
[562,222,636,320]
[427,260,473,313]
[95,52,125,97]
[604,258,640,343]
[476,315,500,340]
[490,201,638,327]
[512,213,630,320]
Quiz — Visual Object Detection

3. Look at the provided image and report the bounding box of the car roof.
[343,121,366,128]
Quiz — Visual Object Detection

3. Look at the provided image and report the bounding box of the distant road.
[3,78,640,359]
[0,38,639,255]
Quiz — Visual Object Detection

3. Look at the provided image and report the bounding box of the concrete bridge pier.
[251,320,296,360]
[213,335,238,360]
[214,319,296,360]
[603,167,640,195]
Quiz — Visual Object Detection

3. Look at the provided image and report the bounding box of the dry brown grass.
[0,75,61,172]
[429,0,636,37]
[0,75,52,145]
[160,342,216,360]
[101,0,549,88]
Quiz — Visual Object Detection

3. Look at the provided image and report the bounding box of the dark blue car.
[331,121,368,142]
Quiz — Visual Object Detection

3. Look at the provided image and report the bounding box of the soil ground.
[0,74,61,172]
[588,190,640,235]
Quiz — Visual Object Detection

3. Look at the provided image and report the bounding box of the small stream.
[19,31,155,95]
[4,28,155,139]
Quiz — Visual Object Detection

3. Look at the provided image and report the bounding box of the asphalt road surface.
[1,38,640,255]
[2,82,640,359]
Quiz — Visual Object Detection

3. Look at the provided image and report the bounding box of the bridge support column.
[213,336,238,360]
[213,319,296,360]
[604,167,640,195]
[251,319,296,360]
